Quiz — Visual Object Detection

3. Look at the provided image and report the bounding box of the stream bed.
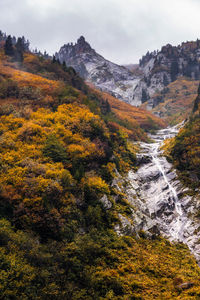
[126,125,200,262]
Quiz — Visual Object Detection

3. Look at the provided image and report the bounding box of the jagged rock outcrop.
[56,36,141,105]
[56,37,200,108]
[135,41,200,108]
[99,194,112,210]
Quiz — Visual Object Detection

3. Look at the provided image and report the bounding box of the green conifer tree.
[4,35,14,56]
[15,37,24,62]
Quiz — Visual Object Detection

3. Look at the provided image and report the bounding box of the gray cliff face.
[114,124,200,262]
[135,42,200,108]
[56,36,141,105]
[56,38,200,107]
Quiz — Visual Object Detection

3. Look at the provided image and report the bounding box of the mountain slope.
[146,77,199,125]
[0,51,165,140]
[1,34,200,299]
[135,40,200,109]
[56,37,200,112]
[92,86,166,133]
[56,36,141,105]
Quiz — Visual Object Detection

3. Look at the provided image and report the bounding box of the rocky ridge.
[56,36,142,105]
[136,41,200,108]
[56,38,200,108]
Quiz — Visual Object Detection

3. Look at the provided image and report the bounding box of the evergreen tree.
[56,58,61,65]
[43,50,49,59]
[15,37,24,62]
[21,36,26,49]
[170,60,179,81]
[12,36,16,45]
[141,89,148,103]
[4,35,14,56]
[163,74,169,86]
[193,83,200,113]
[104,99,111,113]
[62,61,68,72]
[52,56,61,64]
[20,36,29,51]
[0,30,3,42]
[52,55,56,63]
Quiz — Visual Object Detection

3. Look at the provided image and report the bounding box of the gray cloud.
[1,0,200,64]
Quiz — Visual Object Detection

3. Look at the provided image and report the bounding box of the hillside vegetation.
[93,88,166,133]
[162,90,200,190]
[150,77,199,125]
[0,38,200,299]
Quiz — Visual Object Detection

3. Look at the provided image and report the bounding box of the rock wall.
[56,38,200,108]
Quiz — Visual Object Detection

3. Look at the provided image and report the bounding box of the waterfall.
[150,140,184,241]
[127,123,200,261]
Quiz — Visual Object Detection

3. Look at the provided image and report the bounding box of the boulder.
[99,194,112,210]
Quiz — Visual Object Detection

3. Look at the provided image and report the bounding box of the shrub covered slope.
[163,85,200,190]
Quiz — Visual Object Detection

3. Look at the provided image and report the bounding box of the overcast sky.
[1,0,200,64]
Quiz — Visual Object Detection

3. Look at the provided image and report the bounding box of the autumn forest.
[0,30,200,300]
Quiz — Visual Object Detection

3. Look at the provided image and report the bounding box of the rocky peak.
[56,36,141,104]
[133,39,200,109]
[56,37,200,108]
[77,35,85,44]
[76,36,92,53]
[55,36,98,77]
[59,36,93,58]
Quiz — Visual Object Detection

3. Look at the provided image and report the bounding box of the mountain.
[1,33,200,299]
[135,40,200,108]
[57,38,200,111]
[56,36,142,105]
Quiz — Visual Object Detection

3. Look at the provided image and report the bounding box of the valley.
[0,29,200,298]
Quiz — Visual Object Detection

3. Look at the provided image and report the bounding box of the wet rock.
[78,227,86,235]
[113,194,120,203]
[167,172,176,180]
[144,183,151,190]
[128,170,137,181]
[111,178,122,192]
[177,187,190,198]
[76,198,86,208]
[136,154,152,165]
[99,195,112,210]
[115,214,135,236]
[162,183,169,191]
[164,211,173,217]
[120,124,200,263]
[139,169,161,182]
[149,225,160,236]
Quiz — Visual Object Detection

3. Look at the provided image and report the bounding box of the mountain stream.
[126,124,200,262]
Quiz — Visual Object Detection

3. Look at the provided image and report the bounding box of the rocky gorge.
[114,124,200,262]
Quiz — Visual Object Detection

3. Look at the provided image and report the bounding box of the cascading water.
[127,123,200,261]
[150,136,184,241]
